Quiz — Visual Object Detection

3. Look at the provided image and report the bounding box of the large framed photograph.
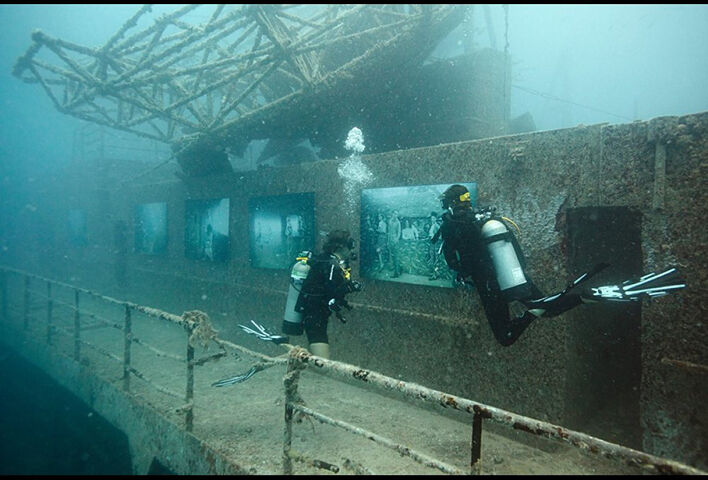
[249,192,315,269]
[184,198,230,262]
[134,202,168,255]
[68,209,87,246]
[360,182,477,287]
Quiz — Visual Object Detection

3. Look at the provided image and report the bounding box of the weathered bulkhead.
[8,111,706,470]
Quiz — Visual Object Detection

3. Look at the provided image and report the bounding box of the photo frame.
[360,182,477,287]
[134,202,168,255]
[249,192,315,269]
[184,198,230,262]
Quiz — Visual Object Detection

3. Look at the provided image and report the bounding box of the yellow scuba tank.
[282,251,311,335]
[480,219,528,293]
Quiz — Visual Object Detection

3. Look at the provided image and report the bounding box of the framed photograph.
[249,192,315,269]
[67,209,87,246]
[360,182,477,287]
[134,202,168,255]
[184,198,230,262]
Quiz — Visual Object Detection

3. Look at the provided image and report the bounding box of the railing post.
[73,289,81,361]
[46,281,53,344]
[470,412,483,475]
[123,304,132,391]
[283,352,303,475]
[185,338,194,432]
[23,276,30,330]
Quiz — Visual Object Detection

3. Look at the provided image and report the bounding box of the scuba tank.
[480,219,529,297]
[282,251,311,335]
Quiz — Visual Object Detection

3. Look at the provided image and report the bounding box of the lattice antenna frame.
[13,4,466,150]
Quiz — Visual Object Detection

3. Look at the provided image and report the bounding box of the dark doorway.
[563,206,642,448]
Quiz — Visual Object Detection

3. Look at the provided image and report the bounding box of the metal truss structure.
[13,4,468,176]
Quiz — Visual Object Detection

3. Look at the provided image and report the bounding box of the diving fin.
[583,267,686,302]
[523,262,610,313]
[239,320,290,345]
[212,366,258,387]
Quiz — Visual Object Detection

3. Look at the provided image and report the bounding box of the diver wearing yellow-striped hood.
[436,184,686,346]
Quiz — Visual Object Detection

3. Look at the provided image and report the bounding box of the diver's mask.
[440,187,471,211]
[335,238,357,265]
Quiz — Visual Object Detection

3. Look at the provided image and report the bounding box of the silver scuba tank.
[480,219,528,292]
[283,253,311,329]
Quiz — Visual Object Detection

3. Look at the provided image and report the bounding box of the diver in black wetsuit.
[435,184,686,346]
[222,230,362,386]
[234,230,361,361]
[291,229,363,358]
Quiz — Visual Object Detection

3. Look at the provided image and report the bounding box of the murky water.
[0,352,132,475]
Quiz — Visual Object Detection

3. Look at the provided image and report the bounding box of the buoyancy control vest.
[439,207,531,300]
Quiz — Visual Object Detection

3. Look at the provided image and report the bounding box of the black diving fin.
[523,262,611,312]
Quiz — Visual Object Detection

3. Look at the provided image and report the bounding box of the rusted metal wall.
[600,114,708,469]
[7,111,706,470]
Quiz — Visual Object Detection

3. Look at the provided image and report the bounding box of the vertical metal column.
[283,354,302,475]
[23,276,30,330]
[123,304,132,391]
[46,281,53,344]
[470,412,483,475]
[186,340,194,432]
[73,289,81,361]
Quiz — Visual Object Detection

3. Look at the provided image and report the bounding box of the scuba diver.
[282,229,363,358]
[236,229,362,359]
[216,230,362,387]
[434,184,686,347]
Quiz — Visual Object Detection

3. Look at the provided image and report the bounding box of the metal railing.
[280,346,708,475]
[0,266,284,433]
[0,265,704,475]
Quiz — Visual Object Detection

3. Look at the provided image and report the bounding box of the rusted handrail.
[1,267,203,430]
[292,402,465,475]
[123,304,132,392]
[283,347,706,476]
[1,265,284,434]
[1,265,705,476]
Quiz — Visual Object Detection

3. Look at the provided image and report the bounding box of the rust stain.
[472,404,493,419]
[513,422,544,436]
